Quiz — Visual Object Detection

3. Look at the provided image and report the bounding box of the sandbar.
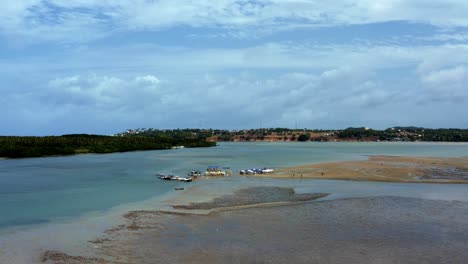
[264,155,468,183]
[41,186,468,264]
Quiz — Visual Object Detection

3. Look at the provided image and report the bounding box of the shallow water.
[1,142,468,230]
[1,142,468,263]
[137,196,468,264]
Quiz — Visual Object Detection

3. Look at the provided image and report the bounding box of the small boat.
[175,187,185,190]
[157,173,192,182]
[177,176,193,182]
[204,166,232,176]
[157,174,175,180]
[188,170,201,177]
[240,168,274,175]
[261,168,275,173]
[171,145,185,149]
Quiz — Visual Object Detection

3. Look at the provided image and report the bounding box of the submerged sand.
[42,186,468,264]
[266,155,468,183]
[173,187,328,210]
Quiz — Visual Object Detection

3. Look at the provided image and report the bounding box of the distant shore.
[263,155,468,183]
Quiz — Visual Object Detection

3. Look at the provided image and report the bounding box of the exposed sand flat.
[173,187,328,210]
[41,187,468,264]
[264,155,468,183]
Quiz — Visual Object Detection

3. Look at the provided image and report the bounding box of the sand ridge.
[264,155,468,183]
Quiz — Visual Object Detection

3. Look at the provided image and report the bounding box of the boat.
[157,173,192,182]
[188,170,201,177]
[157,174,175,180]
[204,166,232,176]
[177,176,193,182]
[171,146,185,149]
[240,168,274,175]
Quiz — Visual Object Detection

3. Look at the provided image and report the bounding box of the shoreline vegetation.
[266,155,468,184]
[195,126,468,142]
[0,132,215,158]
[2,126,468,158]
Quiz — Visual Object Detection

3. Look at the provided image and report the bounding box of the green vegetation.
[0,132,215,158]
[2,126,467,158]
[297,133,311,141]
[187,127,468,142]
[337,127,468,142]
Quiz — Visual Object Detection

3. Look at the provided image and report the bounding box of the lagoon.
[1,142,468,263]
[1,142,468,230]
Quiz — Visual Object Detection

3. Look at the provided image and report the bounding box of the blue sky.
[1,0,468,135]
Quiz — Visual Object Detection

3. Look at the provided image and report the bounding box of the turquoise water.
[1,142,468,230]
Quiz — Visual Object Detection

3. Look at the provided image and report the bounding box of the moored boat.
[157,174,192,182]
[177,176,193,182]
[188,170,201,177]
[240,168,274,175]
[204,166,232,176]
[156,174,175,180]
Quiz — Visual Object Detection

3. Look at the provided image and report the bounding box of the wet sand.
[173,187,328,210]
[265,155,468,183]
[42,186,468,264]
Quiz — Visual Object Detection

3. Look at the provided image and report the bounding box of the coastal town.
[119,127,468,142]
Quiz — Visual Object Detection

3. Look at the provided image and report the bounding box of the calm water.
[1,142,468,230]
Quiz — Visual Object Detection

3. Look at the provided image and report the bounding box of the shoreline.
[216,140,468,144]
[0,145,216,160]
[261,155,468,184]
[2,141,468,160]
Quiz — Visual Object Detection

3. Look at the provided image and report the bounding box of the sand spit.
[266,155,468,183]
[41,186,468,264]
[173,186,329,210]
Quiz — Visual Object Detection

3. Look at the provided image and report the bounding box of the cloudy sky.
[1,0,468,135]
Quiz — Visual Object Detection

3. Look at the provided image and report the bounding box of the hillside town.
[118,127,468,142]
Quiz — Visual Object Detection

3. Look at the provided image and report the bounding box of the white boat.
[204,166,232,176]
[157,174,174,180]
[157,174,192,182]
[177,176,192,182]
[188,170,201,177]
[240,168,274,174]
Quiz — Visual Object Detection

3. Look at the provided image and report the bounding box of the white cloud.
[2,60,468,134]
[424,33,468,42]
[135,75,160,84]
[2,0,468,43]
[45,74,163,109]
[421,65,468,100]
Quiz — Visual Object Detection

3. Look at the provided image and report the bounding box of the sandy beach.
[41,186,468,264]
[263,156,468,183]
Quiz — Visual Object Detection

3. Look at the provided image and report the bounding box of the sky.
[1,1,468,135]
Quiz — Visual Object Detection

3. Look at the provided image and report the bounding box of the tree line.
[0,133,215,158]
